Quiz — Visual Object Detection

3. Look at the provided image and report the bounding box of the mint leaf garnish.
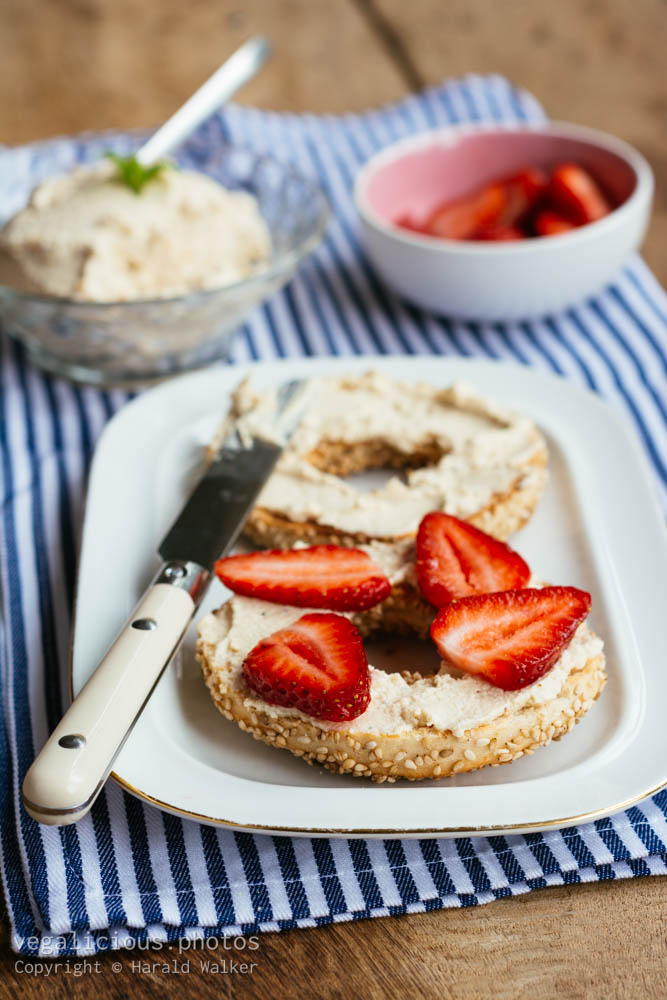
[105,153,169,194]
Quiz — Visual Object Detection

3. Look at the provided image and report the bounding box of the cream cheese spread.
[226,372,547,539]
[0,161,271,301]
[198,582,603,738]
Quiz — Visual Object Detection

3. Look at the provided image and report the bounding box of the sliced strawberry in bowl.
[534,209,578,237]
[242,612,371,722]
[416,511,530,607]
[548,163,612,224]
[215,545,391,611]
[500,166,549,224]
[475,224,525,241]
[430,586,592,690]
[424,183,507,240]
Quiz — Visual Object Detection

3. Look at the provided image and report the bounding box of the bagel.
[213,371,549,546]
[196,546,606,783]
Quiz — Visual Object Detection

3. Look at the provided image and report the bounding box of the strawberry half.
[424,183,507,240]
[416,512,530,606]
[500,167,549,224]
[548,163,611,224]
[215,545,391,611]
[242,612,371,722]
[534,209,578,237]
[475,224,525,241]
[430,586,591,690]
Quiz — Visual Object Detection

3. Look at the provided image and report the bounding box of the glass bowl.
[0,140,328,385]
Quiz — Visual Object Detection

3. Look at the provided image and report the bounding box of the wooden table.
[0,3,665,997]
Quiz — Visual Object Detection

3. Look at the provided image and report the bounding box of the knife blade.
[22,379,304,826]
[159,437,283,570]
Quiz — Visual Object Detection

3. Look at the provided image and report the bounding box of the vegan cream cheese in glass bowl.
[0,159,272,302]
[0,145,328,385]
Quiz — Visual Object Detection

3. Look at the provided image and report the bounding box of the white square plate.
[72,357,667,836]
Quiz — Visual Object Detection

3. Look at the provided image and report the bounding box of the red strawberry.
[215,545,391,611]
[424,167,548,241]
[548,163,611,224]
[416,512,530,606]
[425,183,507,240]
[534,209,578,237]
[475,224,525,241]
[430,586,591,690]
[500,166,549,222]
[242,612,371,722]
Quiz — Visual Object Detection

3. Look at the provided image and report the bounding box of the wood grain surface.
[1,877,666,999]
[0,2,665,997]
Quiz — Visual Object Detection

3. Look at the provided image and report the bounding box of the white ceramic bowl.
[354,122,653,321]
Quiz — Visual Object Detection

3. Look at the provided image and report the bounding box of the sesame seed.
[342,759,355,770]
[452,760,465,773]
[404,759,417,771]
[374,747,383,760]
[464,749,476,761]
[416,756,424,767]
[365,741,377,750]
[433,766,442,777]
[354,763,366,772]
[394,750,408,762]
[275,736,286,747]
[476,738,490,747]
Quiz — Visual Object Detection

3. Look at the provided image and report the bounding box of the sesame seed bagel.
[215,372,548,548]
[243,448,548,547]
[196,585,606,783]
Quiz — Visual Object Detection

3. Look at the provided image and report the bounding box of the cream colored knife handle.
[22,580,196,826]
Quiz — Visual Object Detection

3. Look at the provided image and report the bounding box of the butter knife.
[22,379,303,826]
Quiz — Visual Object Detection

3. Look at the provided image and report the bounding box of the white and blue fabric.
[1,75,666,956]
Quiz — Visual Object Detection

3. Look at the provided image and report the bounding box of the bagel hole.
[344,467,408,491]
[363,635,442,678]
[306,438,448,493]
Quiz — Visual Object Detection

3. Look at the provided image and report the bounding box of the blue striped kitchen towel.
[1,75,666,956]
